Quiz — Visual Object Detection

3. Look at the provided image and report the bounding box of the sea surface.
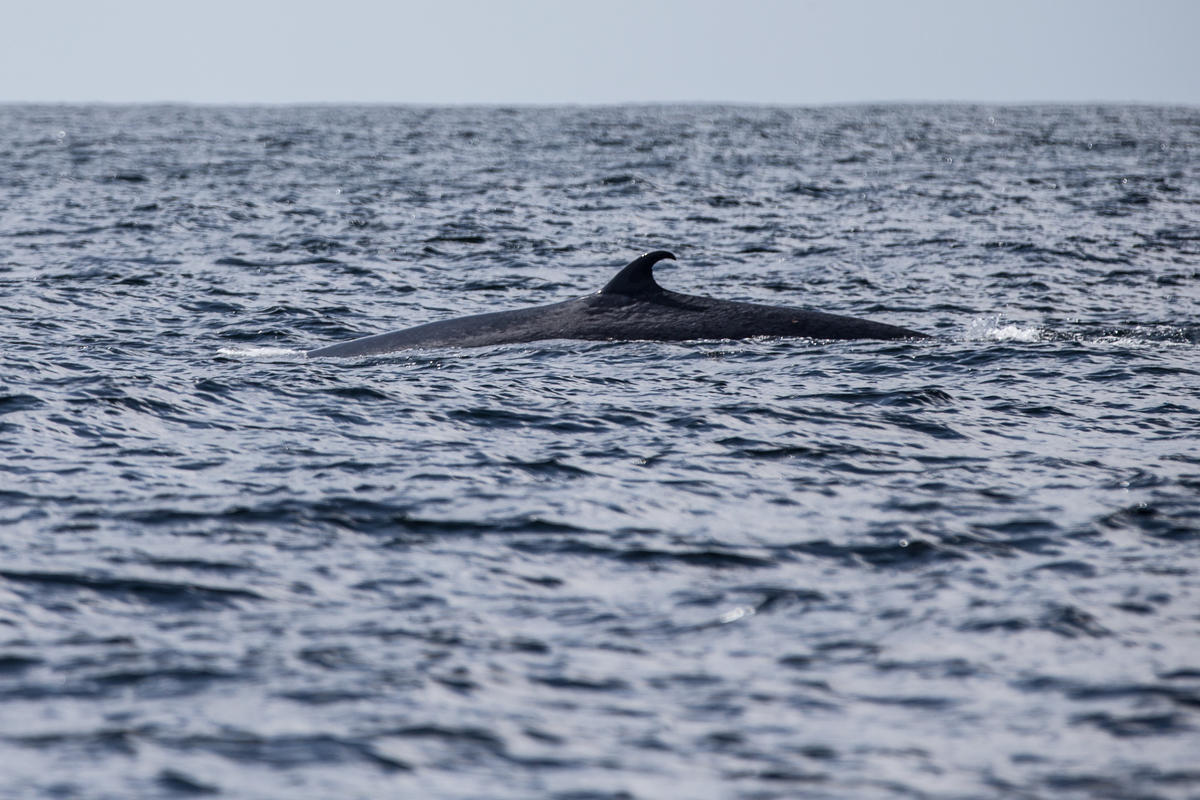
[0,104,1198,799]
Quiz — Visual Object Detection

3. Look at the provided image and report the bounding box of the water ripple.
[0,103,1197,799]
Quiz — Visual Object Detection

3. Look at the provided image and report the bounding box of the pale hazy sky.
[2,0,1197,105]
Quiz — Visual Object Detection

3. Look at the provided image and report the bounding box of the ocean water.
[0,103,1198,799]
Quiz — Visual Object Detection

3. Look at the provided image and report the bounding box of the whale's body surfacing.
[306,251,927,359]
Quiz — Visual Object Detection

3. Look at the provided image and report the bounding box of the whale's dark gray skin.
[306,251,927,358]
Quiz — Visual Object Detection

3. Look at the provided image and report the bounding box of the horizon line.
[3,98,1196,109]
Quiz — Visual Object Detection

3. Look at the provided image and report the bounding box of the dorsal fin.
[600,251,676,296]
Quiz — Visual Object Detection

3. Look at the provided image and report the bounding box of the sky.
[2,0,1197,105]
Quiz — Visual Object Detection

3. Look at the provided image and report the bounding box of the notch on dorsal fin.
[600,251,676,296]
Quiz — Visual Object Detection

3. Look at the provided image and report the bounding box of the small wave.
[216,346,305,360]
[964,318,1198,347]
[1081,326,1200,347]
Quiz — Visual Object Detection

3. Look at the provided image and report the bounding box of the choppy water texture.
[1,104,1199,799]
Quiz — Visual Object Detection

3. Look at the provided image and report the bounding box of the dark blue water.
[1,104,1198,799]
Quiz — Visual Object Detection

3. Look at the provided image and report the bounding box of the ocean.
[0,103,1197,799]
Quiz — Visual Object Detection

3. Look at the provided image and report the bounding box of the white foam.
[982,324,1046,343]
[964,317,1046,343]
[216,346,305,360]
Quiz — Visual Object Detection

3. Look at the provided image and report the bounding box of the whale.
[306,251,928,358]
